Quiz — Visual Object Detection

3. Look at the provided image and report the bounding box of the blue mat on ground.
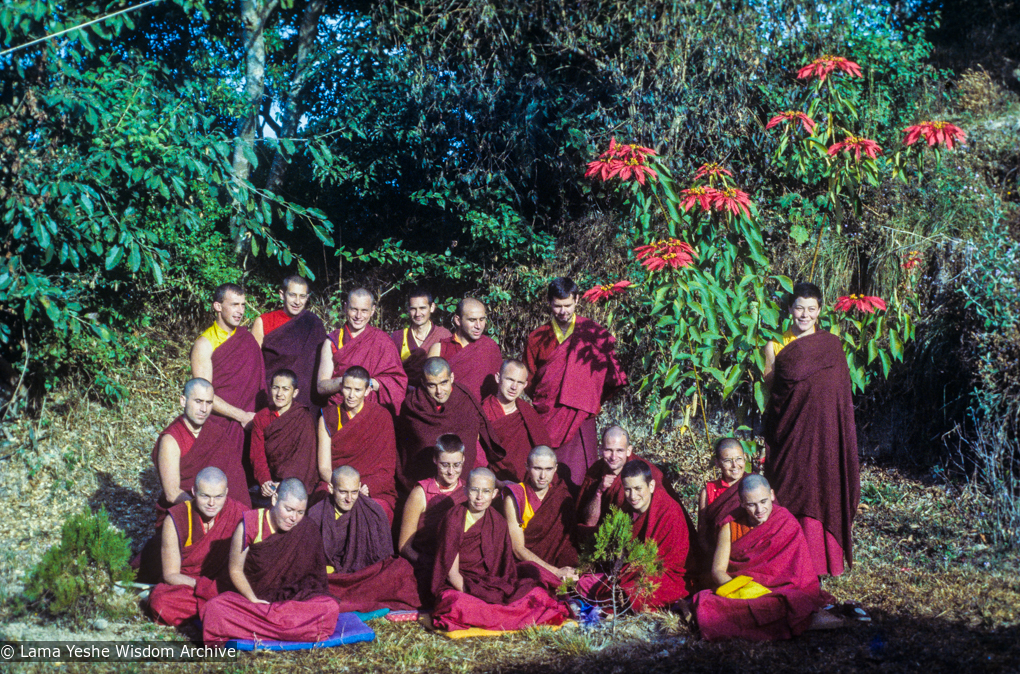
[227,612,375,651]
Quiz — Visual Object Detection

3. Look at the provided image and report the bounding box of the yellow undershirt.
[517,483,536,530]
[464,509,484,532]
[769,329,797,357]
[551,315,576,344]
[201,322,235,352]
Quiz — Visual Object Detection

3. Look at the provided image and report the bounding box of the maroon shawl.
[432,503,536,604]
[322,401,398,514]
[170,497,245,592]
[764,331,860,567]
[391,324,452,390]
[395,383,505,492]
[576,454,668,524]
[307,494,393,573]
[260,405,319,492]
[482,396,553,482]
[696,477,744,574]
[628,488,696,608]
[412,479,468,561]
[328,325,407,414]
[244,515,330,603]
[439,335,503,402]
[262,310,327,409]
[505,476,578,568]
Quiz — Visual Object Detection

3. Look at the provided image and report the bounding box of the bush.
[24,508,135,621]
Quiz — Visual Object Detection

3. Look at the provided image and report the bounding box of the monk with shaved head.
[428,297,502,402]
[391,288,452,391]
[318,288,407,414]
[483,359,552,482]
[147,467,246,626]
[697,438,748,567]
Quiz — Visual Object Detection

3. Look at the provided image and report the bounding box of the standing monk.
[190,283,263,507]
[763,283,860,577]
[317,366,398,522]
[428,297,502,403]
[482,359,552,482]
[251,275,327,409]
[525,278,626,486]
[147,468,246,626]
[249,369,320,499]
[317,288,407,415]
[391,288,452,391]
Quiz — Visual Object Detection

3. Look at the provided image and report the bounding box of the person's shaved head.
[500,359,528,377]
[468,467,496,489]
[714,437,746,483]
[181,378,214,429]
[332,465,361,483]
[331,465,362,513]
[192,466,229,520]
[739,473,775,525]
[281,274,309,293]
[423,357,452,379]
[602,425,630,445]
[342,366,371,384]
[466,467,497,514]
[453,297,487,343]
[276,477,308,504]
[270,478,308,532]
[600,425,633,474]
[347,288,376,305]
[183,377,213,399]
[456,297,485,317]
[714,437,743,460]
[739,473,771,497]
[527,445,557,465]
[194,466,227,490]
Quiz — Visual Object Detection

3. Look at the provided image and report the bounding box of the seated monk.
[431,468,569,631]
[427,298,502,402]
[391,288,452,391]
[692,475,843,641]
[147,468,245,626]
[482,359,552,482]
[395,357,504,492]
[317,287,407,415]
[249,369,320,500]
[503,446,579,585]
[307,466,421,612]
[251,274,328,409]
[696,438,747,565]
[200,479,339,644]
[317,366,398,522]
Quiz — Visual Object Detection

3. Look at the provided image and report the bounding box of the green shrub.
[576,506,661,618]
[24,508,135,620]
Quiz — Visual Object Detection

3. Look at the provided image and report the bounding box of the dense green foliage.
[577,506,661,614]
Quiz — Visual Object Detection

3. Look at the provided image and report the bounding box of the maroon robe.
[438,335,503,402]
[696,477,744,580]
[576,454,671,531]
[391,324,452,390]
[504,476,578,568]
[410,478,468,566]
[764,331,860,573]
[321,401,398,521]
[525,317,626,484]
[261,310,328,409]
[395,383,505,492]
[482,395,553,482]
[431,503,568,631]
[250,405,319,493]
[147,498,245,626]
[327,325,407,414]
[309,495,420,612]
[627,487,696,608]
[691,505,833,641]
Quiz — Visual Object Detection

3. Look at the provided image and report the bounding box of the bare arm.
[504,496,573,578]
[447,553,464,592]
[427,342,442,358]
[398,486,427,562]
[579,473,615,527]
[698,487,708,521]
[317,415,333,484]
[251,316,265,347]
[316,340,343,397]
[156,435,189,505]
[762,341,776,392]
[711,523,733,587]
[227,522,268,604]
[160,517,194,587]
[191,336,255,427]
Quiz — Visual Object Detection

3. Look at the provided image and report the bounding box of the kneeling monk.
[147,467,245,626]
[308,466,421,612]
[431,468,569,631]
[692,475,841,641]
[200,479,339,644]
[249,369,320,499]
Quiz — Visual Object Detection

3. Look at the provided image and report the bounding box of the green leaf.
[789,224,810,245]
[889,328,904,360]
[105,246,123,270]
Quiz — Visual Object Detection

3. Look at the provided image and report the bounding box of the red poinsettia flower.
[901,251,923,271]
[902,121,966,150]
[599,137,657,162]
[711,187,752,219]
[679,186,719,212]
[827,135,883,161]
[766,110,817,134]
[607,158,658,185]
[582,280,633,302]
[633,238,697,271]
[797,55,863,82]
[833,294,888,314]
[585,157,619,181]
[693,162,734,181]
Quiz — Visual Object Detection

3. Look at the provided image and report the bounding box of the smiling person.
[427,297,503,402]
[200,479,340,644]
[317,288,407,415]
[482,360,552,482]
[248,369,320,501]
[252,275,328,409]
[692,474,843,641]
[696,438,749,575]
[430,468,569,631]
[763,283,860,577]
[525,278,627,487]
[391,288,452,391]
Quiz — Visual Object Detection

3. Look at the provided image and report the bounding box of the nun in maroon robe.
[691,505,833,641]
[525,316,626,486]
[308,491,421,612]
[437,335,503,402]
[483,394,553,482]
[391,323,452,390]
[250,404,320,494]
[696,476,744,583]
[431,502,569,631]
[326,325,407,414]
[260,309,328,409]
[320,400,398,521]
[764,330,860,576]
[147,497,246,626]
[504,474,579,570]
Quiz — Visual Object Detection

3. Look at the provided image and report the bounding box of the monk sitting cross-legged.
[308,466,421,613]
[503,446,579,586]
[482,359,553,482]
[692,474,843,641]
[147,467,246,626]
[391,288,452,392]
[427,297,502,403]
[430,468,570,631]
[317,366,398,522]
[696,438,748,566]
[200,479,339,644]
[317,288,407,415]
[249,369,320,500]
[395,357,504,492]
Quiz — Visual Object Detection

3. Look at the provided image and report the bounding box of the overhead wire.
[0,0,164,58]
